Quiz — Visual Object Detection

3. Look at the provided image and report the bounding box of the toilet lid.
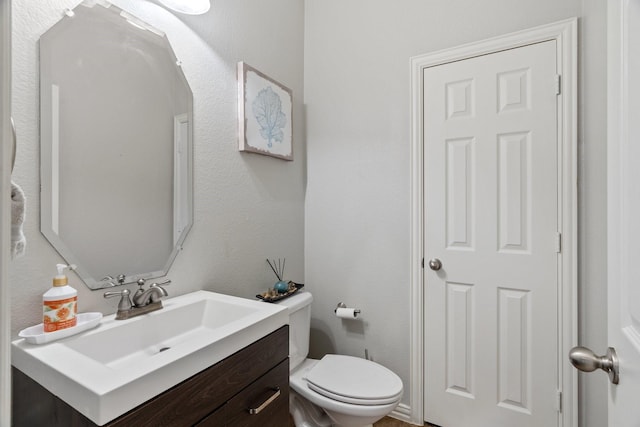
[305,355,403,405]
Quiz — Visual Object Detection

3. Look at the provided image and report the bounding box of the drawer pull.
[248,387,281,415]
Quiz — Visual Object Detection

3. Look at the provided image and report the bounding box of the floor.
[374,417,438,427]
[290,415,437,426]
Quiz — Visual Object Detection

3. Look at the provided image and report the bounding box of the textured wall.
[10,0,305,334]
[1,2,13,425]
[304,1,607,425]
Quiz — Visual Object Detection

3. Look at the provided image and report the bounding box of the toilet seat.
[290,358,402,421]
[304,355,403,405]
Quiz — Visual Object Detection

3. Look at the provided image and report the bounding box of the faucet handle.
[149,280,170,303]
[104,289,132,312]
[135,279,146,294]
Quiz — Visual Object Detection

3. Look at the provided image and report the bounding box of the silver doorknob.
[428,258,442,271]
[569,346,619,384]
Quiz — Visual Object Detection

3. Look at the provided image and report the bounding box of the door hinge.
[556,390,562,412]
[555,232,562,253]
[555,74,562,95]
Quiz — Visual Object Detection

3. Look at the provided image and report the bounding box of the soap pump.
[43,264,78,333]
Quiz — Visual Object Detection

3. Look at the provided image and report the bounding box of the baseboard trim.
[389,403,416,424]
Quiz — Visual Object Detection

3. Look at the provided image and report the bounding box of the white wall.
[10,0,305,335]
[304,1,607,425]
[1,1,12,424]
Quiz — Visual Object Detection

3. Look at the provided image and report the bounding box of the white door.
[423,41,559,427]
[605,0,640,424]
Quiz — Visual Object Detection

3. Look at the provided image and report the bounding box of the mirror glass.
[40,1,193,290]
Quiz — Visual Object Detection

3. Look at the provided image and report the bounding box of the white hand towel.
[11,181,26,259]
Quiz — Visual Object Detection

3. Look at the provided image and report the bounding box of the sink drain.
[158,347,171,353]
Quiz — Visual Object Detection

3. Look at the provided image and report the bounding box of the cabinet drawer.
[198,359,289,427]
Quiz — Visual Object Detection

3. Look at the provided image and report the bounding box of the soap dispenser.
[43,264,78,333]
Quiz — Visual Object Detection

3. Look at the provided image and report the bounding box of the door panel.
[424,40,559,427]
[608,0,640,424]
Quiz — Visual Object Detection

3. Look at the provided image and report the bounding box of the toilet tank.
[275,291,313,370]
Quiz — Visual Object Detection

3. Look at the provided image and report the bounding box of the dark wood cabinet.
[13,326,289,427]
[197,359,289,427]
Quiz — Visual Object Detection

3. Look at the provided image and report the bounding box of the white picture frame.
[237,62,293,161]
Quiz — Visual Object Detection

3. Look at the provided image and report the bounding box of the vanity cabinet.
[197,359,288,427]
[13,325,289,427]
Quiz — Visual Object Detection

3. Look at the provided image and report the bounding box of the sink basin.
[12,290,288,425]
[64,296,263,370]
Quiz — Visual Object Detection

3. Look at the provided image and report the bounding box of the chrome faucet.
[104,279,171,320]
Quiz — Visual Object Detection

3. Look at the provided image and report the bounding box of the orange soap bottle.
[43,264,77,333]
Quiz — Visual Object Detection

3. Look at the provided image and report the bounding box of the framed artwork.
[237,62,293,161]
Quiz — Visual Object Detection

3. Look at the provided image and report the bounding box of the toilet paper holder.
[335,302,361,315]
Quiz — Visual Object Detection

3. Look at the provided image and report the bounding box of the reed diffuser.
[267,258,289,293]
[257,259,304,302]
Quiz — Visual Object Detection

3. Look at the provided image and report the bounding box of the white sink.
[12,290,288,426]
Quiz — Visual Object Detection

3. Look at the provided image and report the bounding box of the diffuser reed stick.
[266,258,286,281]
[266,259,282,281]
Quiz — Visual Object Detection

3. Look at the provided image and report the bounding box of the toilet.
[276,291,403,427]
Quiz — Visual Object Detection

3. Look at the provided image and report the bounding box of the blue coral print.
[252,86,287,148]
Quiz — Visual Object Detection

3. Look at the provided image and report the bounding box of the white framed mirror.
[39,1,193,290]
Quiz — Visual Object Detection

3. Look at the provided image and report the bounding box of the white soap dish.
[18,312,103,344]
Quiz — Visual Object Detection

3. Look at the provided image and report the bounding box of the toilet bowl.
[276,292,403,427]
